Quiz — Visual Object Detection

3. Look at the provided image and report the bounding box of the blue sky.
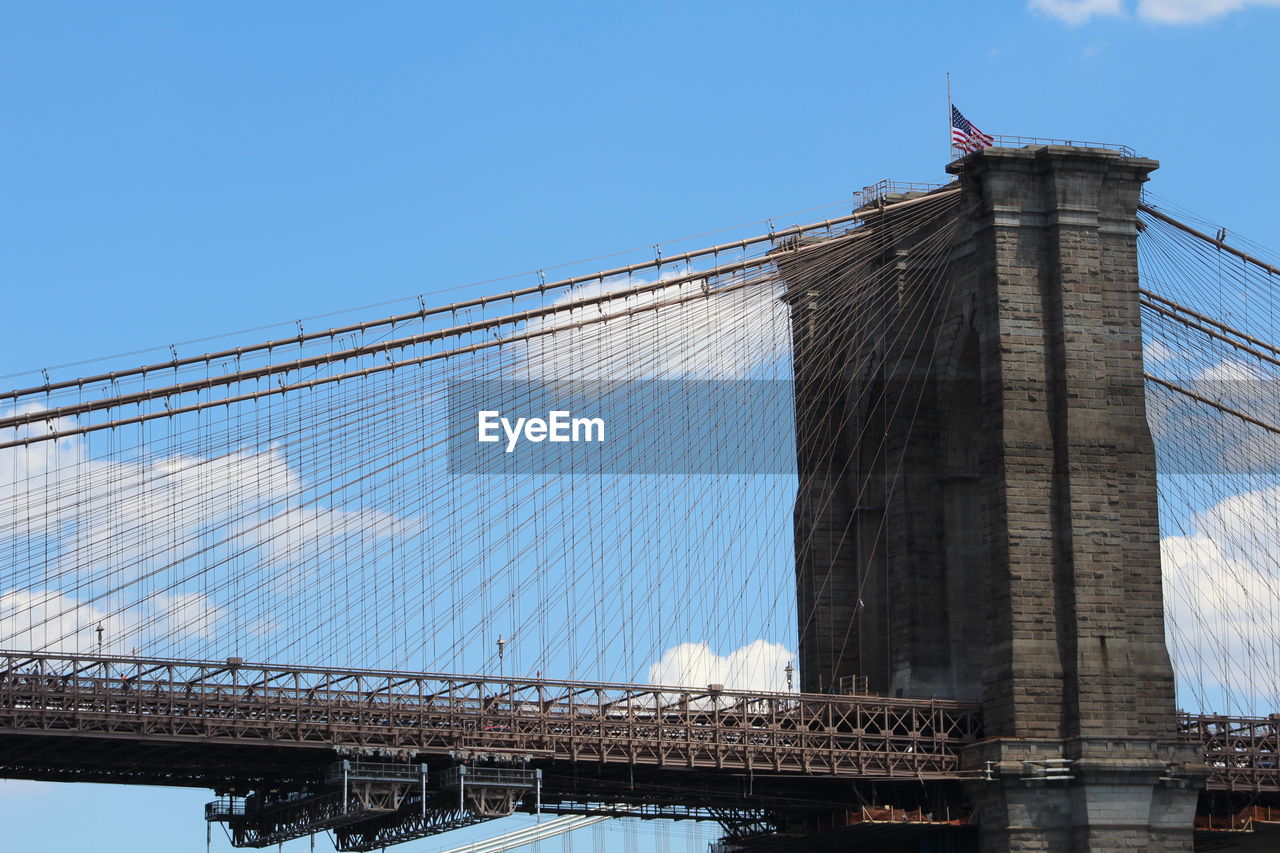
[3,0,1279,376]
[2,2,1279,851]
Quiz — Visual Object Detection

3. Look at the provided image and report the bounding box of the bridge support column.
[789,145,1205,851]
[947,146,1203,852]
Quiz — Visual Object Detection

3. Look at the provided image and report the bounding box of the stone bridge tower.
[788,146,1204,851]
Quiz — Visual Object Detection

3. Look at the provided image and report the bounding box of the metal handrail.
[440,766,540,789]
[323,760,426,785]
[0,648,978,710]
[853,180,947,210]
[205,797,245,820]
[950,134,1137,160]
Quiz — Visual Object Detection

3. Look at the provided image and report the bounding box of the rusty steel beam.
[1180,712,1280,793]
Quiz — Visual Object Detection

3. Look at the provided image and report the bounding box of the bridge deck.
[0,651,981,783]
[0,652,1274,794]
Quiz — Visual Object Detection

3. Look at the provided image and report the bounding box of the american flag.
[951,105,994,154]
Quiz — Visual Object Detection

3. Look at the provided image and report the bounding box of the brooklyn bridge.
[1,144,1277,851]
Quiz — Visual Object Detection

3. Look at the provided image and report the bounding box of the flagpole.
[946,72,953,163]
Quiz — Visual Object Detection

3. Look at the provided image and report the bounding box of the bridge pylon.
[788,145,1206,851]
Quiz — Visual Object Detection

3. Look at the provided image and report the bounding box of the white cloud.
[0,431,299,651]
[1147,355,1280,474]
[0,780,54,798]
[0,406,415,656]
[0,589,135,654]
[1192,359,1280,472]
[231,505,421,594]
[1198,358,1263,383]
[1162,485,1280,713]
[1030,0,1124,24]
[0,587,229,654]
[648,639,794,693]
[1138,0,1280,23]
[0,415,298,546]
[1030,0,1280,23]
[1143,338,1177,368]
[151,591,225,642]
[513,271,789,381]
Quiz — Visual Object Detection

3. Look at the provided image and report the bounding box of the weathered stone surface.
[788,146,1205,851]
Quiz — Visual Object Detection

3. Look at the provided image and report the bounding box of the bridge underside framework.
[0,144,1278,850]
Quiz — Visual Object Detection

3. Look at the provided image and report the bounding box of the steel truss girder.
[0,650,982,780]
[219,785,421,847]
[208,760,429,848]
[1182,713,1279,792]
[334,805,501,851]
[0,652,1274,795]
[226,791,385,848]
